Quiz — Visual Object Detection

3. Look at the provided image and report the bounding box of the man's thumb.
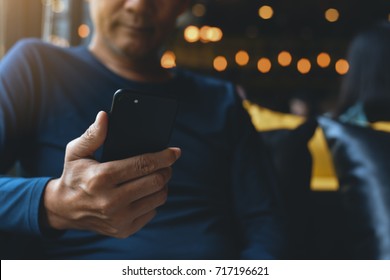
[65,111,108,161]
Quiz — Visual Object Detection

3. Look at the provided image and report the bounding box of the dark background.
[1,0,389,113]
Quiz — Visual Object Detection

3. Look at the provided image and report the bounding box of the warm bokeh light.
[41,0,51,6]
[235,50,250,66]
[257,58,272,73]
[335,59,349,75]
[52,0,65,14]
[184,25,200,43]
[192,3,206,17]
[49,35,69,47]
[317,52,331,68]
[199,26,223,43]
[78,24,90,39]
[325,8,339,22]
[213,56,228,72]
[161,51,176,69]
[199,26,211,42]
[297,58,311,74]
[258,5,274,20]
[207,27,223,42]
[278,51,292,67]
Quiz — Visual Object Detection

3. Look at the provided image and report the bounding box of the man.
[0,0,284,259]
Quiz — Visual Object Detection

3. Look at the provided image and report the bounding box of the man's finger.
[122,210,157,238]
[99,147,181,185]
[66,111,108,161]
[110,168,172,208]
[129,187,168,216]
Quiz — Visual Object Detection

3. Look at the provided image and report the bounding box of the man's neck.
[88,42,172,83]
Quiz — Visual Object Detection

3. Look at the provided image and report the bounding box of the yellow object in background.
[243,100,339,191]
[242,100,304,131]
[309,128,339,191]
[244,101,390,192]
[371,121,390,132]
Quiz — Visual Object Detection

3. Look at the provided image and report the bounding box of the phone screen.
[101,89,178,162]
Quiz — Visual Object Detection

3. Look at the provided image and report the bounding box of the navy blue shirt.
[0,39,284,259]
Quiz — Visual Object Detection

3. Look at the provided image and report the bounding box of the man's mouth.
[121,24,154,35]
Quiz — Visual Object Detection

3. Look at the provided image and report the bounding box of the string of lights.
[39,1,389,76]
[161,46,349,75]
[1,0,388,110]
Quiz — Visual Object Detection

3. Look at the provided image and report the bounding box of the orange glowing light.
[325,8,339,22]
[78,24,90,39]
[258,5,274,20]
[207,27,223,42]
[235,50,250,66]
[184,25,200,43]
[161,51,176,69]
[317,52,331,68]
[192,3,206,17]
[257,58,272,73]
[213,56,228,72]
[278,51,292,67]
[335,59,349,75]
[297,58,311,74]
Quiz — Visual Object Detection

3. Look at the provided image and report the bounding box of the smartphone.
[101,89,178,162]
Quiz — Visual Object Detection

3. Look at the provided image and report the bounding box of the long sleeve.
[0,40,51,237]
[0,176,51,235]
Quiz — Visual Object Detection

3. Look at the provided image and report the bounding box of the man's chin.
[119,48,152,61]
[110,41,151,60]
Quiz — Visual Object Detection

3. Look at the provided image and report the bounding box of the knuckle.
[164,167,173,181]
[157,190,168,205]
[88,166,111,188]
[106,225,118,234]
[84,123,97,141]
[86,173,102,190]
[65,139,77,154]
[96,198,113,217]
[111,225,133,239]
[152,172,166,187]
[122,226,139,239]
[97,166,114,184]
[159,168,172,185]
[135,155,155,174]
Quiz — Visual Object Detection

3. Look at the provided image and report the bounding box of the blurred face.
[89,0,189,59]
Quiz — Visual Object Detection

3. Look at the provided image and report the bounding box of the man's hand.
[42,111,181,238]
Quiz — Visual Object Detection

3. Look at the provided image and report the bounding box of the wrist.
[41,178,68,231]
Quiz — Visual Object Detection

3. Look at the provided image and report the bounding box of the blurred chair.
[243,100,346,259]
[319,116,390,259]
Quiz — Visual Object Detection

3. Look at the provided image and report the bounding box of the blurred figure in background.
[333,21,390,124]
[317,20,390,260]
[289,97,310,117]
[289,91,320,118]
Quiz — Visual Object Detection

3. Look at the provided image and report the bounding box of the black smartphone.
[101,89,178,162]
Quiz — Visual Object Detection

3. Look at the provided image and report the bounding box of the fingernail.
[95,111,103,123]
[172,148,181,160]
